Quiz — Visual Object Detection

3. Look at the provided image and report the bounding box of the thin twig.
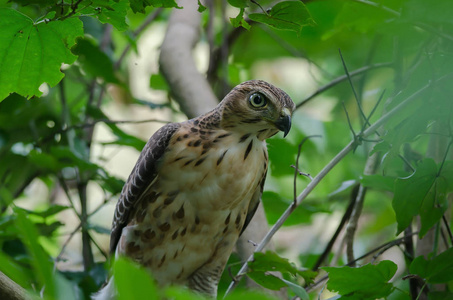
[296,62,393,109]
[350,0,400,17]
[339,50,369,127]
[89,232,109,260]
[345,151,379,265]
[293,135,321,202]
[311,185,358,271]
[39,118,169,145]
[290,165,313,180]
[54,223,82,270]
[442,215,453,246]
[342,101,357,139]
[361,89,386,133]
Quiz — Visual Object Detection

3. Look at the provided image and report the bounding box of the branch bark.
[0,272,29,300]
[159,0,218,118]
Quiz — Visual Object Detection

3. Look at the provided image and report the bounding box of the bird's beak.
[275,108,292,138]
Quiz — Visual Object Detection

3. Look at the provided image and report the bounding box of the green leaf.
[72,36,119,83]
[49,146,100,172]
[28,149,62,172]
[0,251,32,288]
[197,0,206,12]
[230,8,251,30]
[228,0,248,9]
[247,271,286,290]
[165,286,205,299]
[410,248,453,284]
[113,257,159,300]
[280,278,309,300]
[329,180,357,198]
[129,0,181,14]
[18,204,70,219]
[392,158,447,236]
[248,1,314,33]
[0,9,83,100]
[360,175,395,192]
[95,0,129,31]
[439,161,453,191]
[370,141,391,156]
[392,159,436,233]
[267,137,295,177]
[88,224,111,235]
[419,175,448,237]
[323,261,397,300]
[150,73,169,90]
[262,191,326,226]
[15,208,56,297]
[248,251,316,284]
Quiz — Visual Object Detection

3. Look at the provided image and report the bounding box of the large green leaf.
[113,257,159,299]
[129,0,180,13]
[0,9,83,100]
[248,251,316,284]
[247,271,286,291]
[92,0,129,31]
[267,137,296,177]
[249,1,314,33]
[392,159,448,236]
[410,248,453,284]
[323,261,397,300]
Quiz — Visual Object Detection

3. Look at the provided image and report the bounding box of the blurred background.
[0,0,452,299]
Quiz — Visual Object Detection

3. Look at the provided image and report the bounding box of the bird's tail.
[91,276,116,300]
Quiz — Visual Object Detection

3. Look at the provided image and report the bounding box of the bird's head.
[219,80,295,140]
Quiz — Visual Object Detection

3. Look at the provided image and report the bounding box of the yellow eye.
[248,92,267,108]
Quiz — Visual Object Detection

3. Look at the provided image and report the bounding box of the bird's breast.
[160,130,268,210]
[119,129,269,286]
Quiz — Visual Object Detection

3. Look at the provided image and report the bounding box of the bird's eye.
[248,93,267,108]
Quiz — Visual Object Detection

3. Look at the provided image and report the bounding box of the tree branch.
[159,0,218,118]
[345,150,379,265]
[295,62,393,109]
[0,272,29,300]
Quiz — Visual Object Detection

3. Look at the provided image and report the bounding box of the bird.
[93,80,295,299]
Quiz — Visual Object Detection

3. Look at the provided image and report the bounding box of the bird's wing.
[109,123,180,254]
[240,169,267,236]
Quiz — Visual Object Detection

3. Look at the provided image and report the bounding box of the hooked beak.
[274,108,292,138]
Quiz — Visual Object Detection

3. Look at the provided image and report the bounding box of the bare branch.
[296,62,393,109]
[339,50,369,127]
[293,135,321,202]
[311,185,358,271]
[0,272,30,300]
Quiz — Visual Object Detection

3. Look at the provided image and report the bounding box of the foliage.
[0,0,452,299]
[323,261,398,299]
